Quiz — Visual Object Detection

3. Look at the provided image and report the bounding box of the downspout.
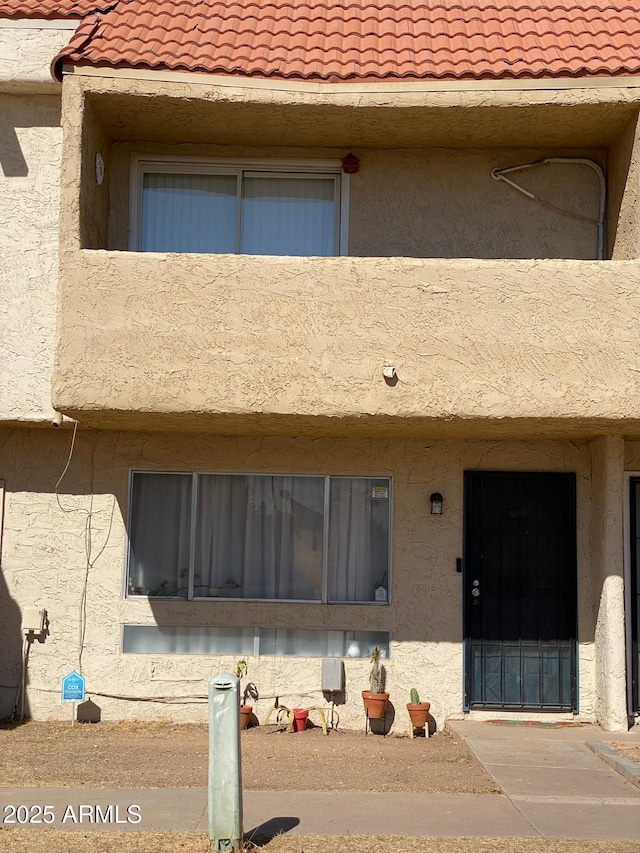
[491,158,606,260]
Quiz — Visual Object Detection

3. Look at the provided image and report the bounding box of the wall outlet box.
[22,607,46,634]
[321,658,344,692]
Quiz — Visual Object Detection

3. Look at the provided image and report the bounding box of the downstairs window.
[126,472,391,603]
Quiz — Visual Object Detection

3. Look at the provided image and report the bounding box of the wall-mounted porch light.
[342,153,360,174]
[430,492,443,515]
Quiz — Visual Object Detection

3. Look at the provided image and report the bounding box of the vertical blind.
[140,171,338,256]
[141,173,237,253]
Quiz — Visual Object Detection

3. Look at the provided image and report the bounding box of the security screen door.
[464,472,577,710]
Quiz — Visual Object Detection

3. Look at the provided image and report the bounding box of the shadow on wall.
[0,96,61,178]
[0,426,106,722]
[0,125,28,177]
[0,560,28,720]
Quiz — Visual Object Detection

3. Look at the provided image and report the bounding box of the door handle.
[471,579,480,601]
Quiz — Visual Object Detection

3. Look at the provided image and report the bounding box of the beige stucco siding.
[348,148,602,260]
[608,113,640,260]
[0,25,74,92]
[53,253,640,431]
[66,70,640,150]
[0,428,596,728]
[0,94,61,424]
[590,436,627,730]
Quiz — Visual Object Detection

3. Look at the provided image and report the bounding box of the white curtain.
[195,475,324,599]
[141,173,237,253]
[328,478,389,602]
[241,176,336,256]
[128,473,192,597]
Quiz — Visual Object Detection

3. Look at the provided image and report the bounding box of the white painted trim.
[339,172,350,257]
[321,475,330,604]
[187,471,198,601]
[128,156,142,252]
[129,154,349,255]
[0,18,79,30]
[623,471,639,716]
[65,63,640,93]
[133,154,343,173]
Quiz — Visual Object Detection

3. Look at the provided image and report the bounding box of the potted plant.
[292,708,309,732]
[407,688,431,734]
[361,645,389,719]
[235,660,257,729]
[210,579,242,597]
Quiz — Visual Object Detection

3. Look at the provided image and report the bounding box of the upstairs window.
[130,157,348,256]
[126,472,391,603]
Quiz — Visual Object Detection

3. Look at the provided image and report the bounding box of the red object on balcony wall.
[342,154,360,174]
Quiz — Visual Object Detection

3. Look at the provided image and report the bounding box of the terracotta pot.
[292,708,309,732]
[362,690,390,719]
[407,702,431,729]
[240,705,253,730]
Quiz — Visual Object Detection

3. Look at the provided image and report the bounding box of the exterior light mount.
[342,153,360,174]
[430,492,443,515]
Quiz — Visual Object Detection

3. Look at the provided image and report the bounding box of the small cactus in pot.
[362,646,390,720]
[407,687,431,736]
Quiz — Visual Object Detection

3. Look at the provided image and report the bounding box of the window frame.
[124,470,392,605]
[129,155,350,256]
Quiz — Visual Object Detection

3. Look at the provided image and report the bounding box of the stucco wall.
[608,113,640,261]
[0,94,61,424]
[53,252,640,431]
[107,141,603,259]
[0,25,74,92]
[590,435,628,730]
[70,71,640,151]
[348,148,602,260]
[79,95,110,251]
[0,428,596,728]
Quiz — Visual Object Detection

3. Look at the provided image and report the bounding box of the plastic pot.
[293,709,309,732]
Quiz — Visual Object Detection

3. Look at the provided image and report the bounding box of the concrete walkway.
[2,721,640,840]
[446,720,640,840]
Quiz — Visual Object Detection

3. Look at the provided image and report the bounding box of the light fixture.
[430,492,443,515]
[342,153,360,174]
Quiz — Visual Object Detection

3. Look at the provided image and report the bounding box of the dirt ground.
[1,832,640,853]
[612,743,640,767]
[0,721,497,793]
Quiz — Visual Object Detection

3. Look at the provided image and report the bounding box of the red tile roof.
[1,0,113,19]
[10,0,640,83]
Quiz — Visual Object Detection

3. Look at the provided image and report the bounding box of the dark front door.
[464,472,577,710]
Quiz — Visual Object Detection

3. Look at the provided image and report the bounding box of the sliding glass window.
[135,160,343,256]
[127,472,391,603]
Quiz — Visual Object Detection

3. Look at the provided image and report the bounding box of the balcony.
[53,73,640,436]
[53,250,640,436]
